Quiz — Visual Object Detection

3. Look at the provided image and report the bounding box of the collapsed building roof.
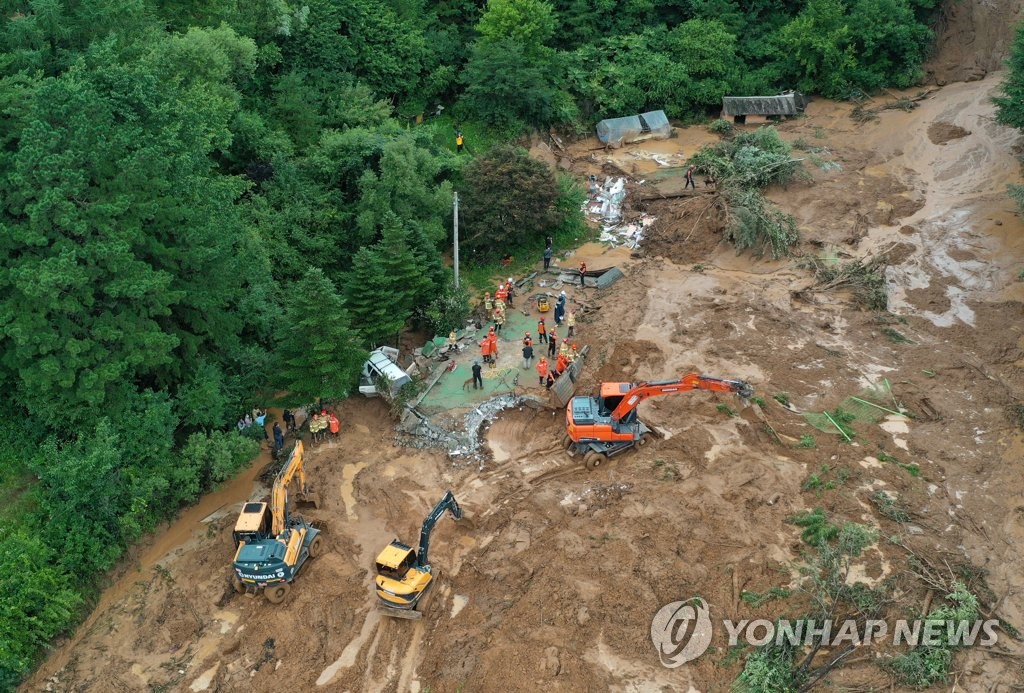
[721,92,809,116]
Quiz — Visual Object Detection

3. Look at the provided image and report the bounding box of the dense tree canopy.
[995,22,1024,131]
[460,145,563,261]
[995,22,1024,213]
[0,0,944,686]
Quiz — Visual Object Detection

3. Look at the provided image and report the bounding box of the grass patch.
[884,582,979,689]
[800,464,850,495]
[717,403,738,417]
[882,327,913,344]
[1007,404,1024,431]
[797,434,816,449]
[801,465,829,492]
[740,586,791,608]
[802,256,888,311]
[653,458,680,481]
[786,508,839,547]
[773,392,790,407]
[707,118,734,136]
[878,451,922,477]
[871,490,911,523]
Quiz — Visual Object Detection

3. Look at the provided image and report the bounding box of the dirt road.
[26,74,1024,692]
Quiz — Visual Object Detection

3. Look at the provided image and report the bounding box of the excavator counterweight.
[564,372,753,469]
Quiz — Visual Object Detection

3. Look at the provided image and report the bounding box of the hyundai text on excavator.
[374,491,463,620]
[564,372,754,469]
[231,441,322,603]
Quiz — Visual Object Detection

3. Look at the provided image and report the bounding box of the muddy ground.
[26,73,1024,692]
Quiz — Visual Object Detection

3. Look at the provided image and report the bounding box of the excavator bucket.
[549,345,590,407]
[298,487,320,509]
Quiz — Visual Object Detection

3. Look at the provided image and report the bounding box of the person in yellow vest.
[566,311,576,338]
[456,130,464,152]
[559,342,569,359]
[494,308,505,333]
[484,291,493,318]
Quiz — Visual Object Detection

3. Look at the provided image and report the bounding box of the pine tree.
[995,23,1024,130]
[343,247,406,346]
[278,268,367,402]
[374,214,436,316]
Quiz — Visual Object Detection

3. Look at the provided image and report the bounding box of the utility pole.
[453,191,460,289]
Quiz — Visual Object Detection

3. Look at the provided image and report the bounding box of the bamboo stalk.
[848,396,903,416]
[823,410,852,441]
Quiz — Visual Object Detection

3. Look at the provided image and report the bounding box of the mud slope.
[926,0,1024,84]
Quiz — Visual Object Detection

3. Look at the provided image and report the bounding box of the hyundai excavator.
[231,441,322,603]
[564,372,754,469]
[374,491,463,620]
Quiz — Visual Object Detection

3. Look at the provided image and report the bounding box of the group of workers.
[533,333,581,389]
[308,409,340,443]
[482,277,517,335]
[476,274,582,390]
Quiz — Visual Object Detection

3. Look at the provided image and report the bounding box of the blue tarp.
[596,110,672,148]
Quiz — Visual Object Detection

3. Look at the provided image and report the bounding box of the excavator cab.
[596,382,639,423]
[375,541,417,581]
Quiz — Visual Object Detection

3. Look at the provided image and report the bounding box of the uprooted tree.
[689,127,806,258]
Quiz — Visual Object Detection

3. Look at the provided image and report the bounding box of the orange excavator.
[564,372,753,469]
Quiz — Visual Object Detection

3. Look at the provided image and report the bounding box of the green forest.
[0,0,945,687]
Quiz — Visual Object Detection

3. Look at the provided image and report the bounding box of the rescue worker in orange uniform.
[479,336,492,364]
[328,412,340,439]
[487,332,499,368]
[555,352,569,375]
[537,318,547,343]
[536,356,550,386]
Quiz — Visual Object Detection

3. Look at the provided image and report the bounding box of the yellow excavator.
[374,491,463,619]
[231,441,322,603]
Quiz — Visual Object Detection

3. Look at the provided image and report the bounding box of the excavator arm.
[271,441,312,536]
[609,373,753,422]
[416,491,463,569]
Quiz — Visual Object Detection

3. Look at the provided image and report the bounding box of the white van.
[359,347,413,398]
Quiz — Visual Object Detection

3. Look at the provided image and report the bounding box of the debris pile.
[398,393,546,465]
[585,175,655,248]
